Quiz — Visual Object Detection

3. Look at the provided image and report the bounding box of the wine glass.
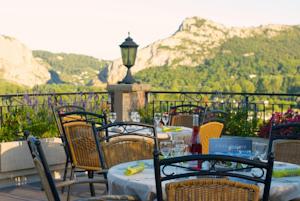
[160,141,172,158]
[162,113,169,126]
[154,113,161,127]
[109,112,117,123]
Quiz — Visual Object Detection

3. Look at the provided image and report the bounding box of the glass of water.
[252,142,268,160]
[130,111,138,122]
[109,112,117,123]
[160,141,172,158]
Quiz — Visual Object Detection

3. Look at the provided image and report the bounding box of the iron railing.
[0,91,111,127]
[146,91,300,123]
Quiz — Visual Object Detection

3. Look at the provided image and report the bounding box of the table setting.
[108,157,300,201]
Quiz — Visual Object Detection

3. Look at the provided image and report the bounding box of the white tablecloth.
[108,159,300,201]
[108,126,192,142]
[157,126,192,143]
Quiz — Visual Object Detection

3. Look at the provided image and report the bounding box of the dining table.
[157,126,192,143]
[107,125,193,142]
[107,159,300,201]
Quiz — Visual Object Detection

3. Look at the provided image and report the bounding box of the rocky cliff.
[0,35,50,87]
[107,17,290,83]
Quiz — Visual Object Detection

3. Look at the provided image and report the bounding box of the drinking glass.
[252,142,268,160]
[135,113,141,123]
[154,113,161,127]
[160,141,172,158]
[162,113,169,126]
[130,111,138,122]
[172,140,185,156]
[109,112,117,123]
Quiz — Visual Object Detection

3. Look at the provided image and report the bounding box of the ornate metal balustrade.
[0,91,111,130]
[146,91,300,123]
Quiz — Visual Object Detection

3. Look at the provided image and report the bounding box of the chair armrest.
[75,195,139,201]
[56,178,107,188]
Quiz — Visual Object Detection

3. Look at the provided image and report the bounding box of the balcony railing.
[146,91,300,123]
[0,91,111,141]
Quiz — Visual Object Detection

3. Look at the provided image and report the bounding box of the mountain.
[33,51,110,87]
[0,35,50,87]
[107,17,300,92]
[0,16,299,94]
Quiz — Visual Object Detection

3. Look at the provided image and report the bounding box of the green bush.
[224,109,262,137]
[0,106,57,142]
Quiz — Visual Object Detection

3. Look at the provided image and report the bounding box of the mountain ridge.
[107,16,294,83]
[0,16,299,94]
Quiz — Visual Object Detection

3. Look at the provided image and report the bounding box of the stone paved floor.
[0,180,107,201]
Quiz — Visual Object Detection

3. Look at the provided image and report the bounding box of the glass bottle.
[189,114,202,169]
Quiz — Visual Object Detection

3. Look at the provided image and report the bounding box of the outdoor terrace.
[0,86,299,201]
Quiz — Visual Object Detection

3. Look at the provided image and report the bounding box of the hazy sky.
[1,0,299,60]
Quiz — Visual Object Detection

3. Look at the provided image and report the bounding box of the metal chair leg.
[66,167,74,201]
[88,171,96,196]
[61,157,70,193]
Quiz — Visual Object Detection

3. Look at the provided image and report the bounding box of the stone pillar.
[107,84,151,121]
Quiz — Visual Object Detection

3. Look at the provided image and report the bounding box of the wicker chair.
[153,147,274,201]
[52,105,86,185]
[268,122,300,165]
[169,104,205,128]
[202,109,227,124]
[25,133,138,201]
[166,179,259,201]
[62,119,107,196]
[96,122,157,169]
[199,122,224,154]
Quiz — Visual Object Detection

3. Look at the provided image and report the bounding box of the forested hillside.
[135,26,300,93]
[33,50,110,85]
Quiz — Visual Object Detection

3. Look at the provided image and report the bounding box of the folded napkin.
[124,162,145,176]
[273,168,300,178]
[162,126,182,132]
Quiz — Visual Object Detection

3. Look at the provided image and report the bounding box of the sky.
[1,0,300,60]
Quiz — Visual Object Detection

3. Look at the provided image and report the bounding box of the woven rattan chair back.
[274,140,300,165]
[52,105,85,138]
[153,151,274,201]
[25,134,61,201]
[200,122,224,154]
[63,121,102,171]
[166,178,259,201]
[169,104,205,128]
[101,137,154,168]
[170,114,193,128]
[267,122,300,156]
[97,122,157,169]
[202,109,227,124]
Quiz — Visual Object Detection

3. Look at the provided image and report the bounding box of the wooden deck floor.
[0,180,107,201]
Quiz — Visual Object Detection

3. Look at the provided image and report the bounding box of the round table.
[157,126,192,143]
[108,159,300,201]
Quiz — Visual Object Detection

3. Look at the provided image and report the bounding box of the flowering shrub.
[0,93,110,142]
[258,109,300,138]
[224,109,260,137]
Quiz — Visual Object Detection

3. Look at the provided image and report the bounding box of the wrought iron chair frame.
[153,149,274,201]
[52,105,86,189]
[95,122,158,169]
[25,132,138,201]
[169,104,206,127]
[267,122,300,160]
[58,111,108,196]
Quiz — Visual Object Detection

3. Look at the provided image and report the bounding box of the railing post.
[107,84,151,121]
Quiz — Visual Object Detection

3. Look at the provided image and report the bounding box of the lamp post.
[119,33,139,84]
